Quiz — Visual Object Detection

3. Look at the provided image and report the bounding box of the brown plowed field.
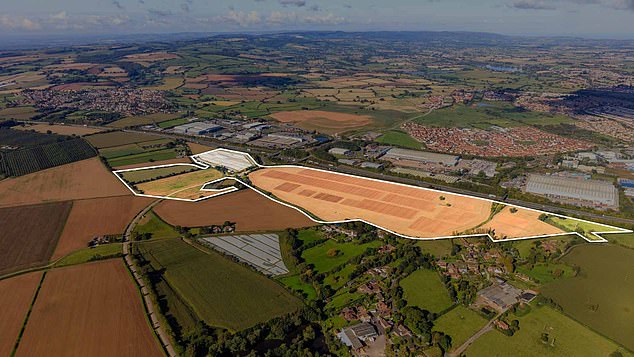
[249,167,570,239]
[0,272,42,357]
[0,202,72,275]
[52,196,155,260]
[154,189,315,231]
[249,167,493,238]
[269,110,373,134]
[0,158,129,208]
[16,260,163,357]
[15,123,104,136]
[483,206,563,239]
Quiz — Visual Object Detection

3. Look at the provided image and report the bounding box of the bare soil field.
[250,167,575,240]
[188,142,215,154]
[483,207,563,238]
[154,189,315,231]
[250,167,493,238]
[0,158,129,208]
[124,51,179,62]
[0,272,42,357]
[16,260,163,357]
[0,202,72,275]
[15,123,104,136]
[269,110,373,134]
[84,131,163,149]
[52,196,154,260]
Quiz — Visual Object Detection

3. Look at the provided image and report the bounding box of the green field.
[603,232,634,249]
[107,148,179,167]
[466,304,632,357]
[400,269,453,314]
[54,243,122,267]
[158,118,189,129]
[301,239,381,274]
[85,131,163,149]
[278,274,318,300]
[120,165,195,184]
[516,262,575,285]
[416,239,453,258]
[544,216,616,241]
[136,238,302,331]
[414,103,573,129]
[133,211,181,240]
[376,130,422,149]
[432,305,488,350]
[541,244,634,351]
[108,113,180,128]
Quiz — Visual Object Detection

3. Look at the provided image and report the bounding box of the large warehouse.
[525,174,618,208]
[381,148,459,166]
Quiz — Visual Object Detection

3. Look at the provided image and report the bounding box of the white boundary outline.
[113,148,632,244]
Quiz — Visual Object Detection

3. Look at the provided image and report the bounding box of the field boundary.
[111,148,632,244]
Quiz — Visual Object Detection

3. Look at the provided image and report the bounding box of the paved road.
[122,199,178,357]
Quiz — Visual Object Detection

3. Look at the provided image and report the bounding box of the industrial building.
[337,322,378,351]
[525,174,618,208]
[329,147,351,156]
[172,122,223,135]
[381,148,459,166]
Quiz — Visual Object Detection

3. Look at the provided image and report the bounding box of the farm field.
[84,130,163,149]
[107,147,182,167]
[0,158,129,207]
[154,189,315,230]
[108,113,180,128]
[604,232,634,248]
[400,269,453,314]
[249,167,623,240]
[134,168,223,199]
[541,244,634,351]
[54,243,123,267]
[0,272,42,357]
[0,202,72,275]
[416,239,453,258]
[15,123,104,136]
[432,306,488,350]
[188,142,215,154]
[16,260,163,357]
[376,130,423,149]
[52,195,154,260]
[249,166,492,238]
[2,138,96,176]
[136,237,302,331]
[120,165,196,184]
[301,239,382,274]
[269,110,373,134]
[133,211,181,239]
[0,106,39,120]
[483,207,563,238]
[544,216,615,241]
[0,127,65,148]
[98,138,174,159]
[465,304,631,357]
[113,157,192,170]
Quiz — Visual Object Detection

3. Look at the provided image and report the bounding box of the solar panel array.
[201,234,289,276]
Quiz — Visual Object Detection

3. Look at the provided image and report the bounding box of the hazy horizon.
[2,0,634,41]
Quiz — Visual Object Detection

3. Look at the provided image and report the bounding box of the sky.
[1,0,634,39]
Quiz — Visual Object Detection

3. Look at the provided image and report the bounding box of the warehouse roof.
[526,174,618,206]
[382,148,459,166]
